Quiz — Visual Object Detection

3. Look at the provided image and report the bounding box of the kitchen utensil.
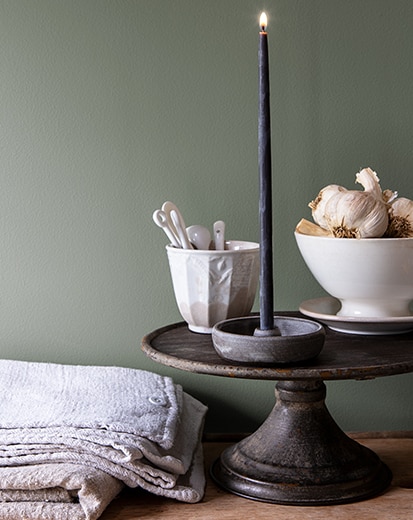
[213,220,225,250]
[186,225,212,250]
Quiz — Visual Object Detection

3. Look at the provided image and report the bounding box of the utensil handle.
[152,210,181,247]
[171,210,193,249]
[214,220,226,250]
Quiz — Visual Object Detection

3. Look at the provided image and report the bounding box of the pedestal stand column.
[211,379,392,505]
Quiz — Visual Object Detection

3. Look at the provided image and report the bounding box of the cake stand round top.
[142,312,413,381]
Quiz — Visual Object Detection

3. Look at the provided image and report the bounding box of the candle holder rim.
[213,315,324,338]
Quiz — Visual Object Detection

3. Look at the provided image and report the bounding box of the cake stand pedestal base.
[211,379,392,505]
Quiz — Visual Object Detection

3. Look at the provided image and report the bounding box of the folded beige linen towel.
[0,359,208,519]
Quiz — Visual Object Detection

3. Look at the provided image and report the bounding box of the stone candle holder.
[212,315,325,365]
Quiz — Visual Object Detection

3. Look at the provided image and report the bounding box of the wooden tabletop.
[142,314,413,381]
[101,433,413,519]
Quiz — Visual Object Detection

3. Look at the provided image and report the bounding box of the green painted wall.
[1,0,412,434]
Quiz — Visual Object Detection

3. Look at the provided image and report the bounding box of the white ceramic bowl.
[295,232,413,318]
[166,240,259,333]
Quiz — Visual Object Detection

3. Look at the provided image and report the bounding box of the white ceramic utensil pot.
[166,240,259,333]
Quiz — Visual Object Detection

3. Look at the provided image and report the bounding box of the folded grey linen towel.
[0,463,124,520]
[0,359,208,518]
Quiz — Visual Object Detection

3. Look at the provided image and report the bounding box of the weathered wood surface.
[142,313,413,380]
[101,434,413,519]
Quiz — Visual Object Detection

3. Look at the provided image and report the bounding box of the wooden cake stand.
[142,312,413,506]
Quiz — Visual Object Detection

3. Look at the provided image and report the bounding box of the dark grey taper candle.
[258,12,274,331]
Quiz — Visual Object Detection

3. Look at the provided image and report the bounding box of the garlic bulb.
[308,167,389,238]
[308,184,346,229]
[323,189,388,238]
[385,197,413,238]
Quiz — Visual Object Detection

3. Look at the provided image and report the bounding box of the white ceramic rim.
[166,240,259,254]
[294,231,413,243]
[300,297,413,323]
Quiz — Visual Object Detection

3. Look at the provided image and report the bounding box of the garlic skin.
[385,197,413,238]
[355,167,383,198]
[295,218,331,236]
[383,188,398,204]
[308,167,389,238]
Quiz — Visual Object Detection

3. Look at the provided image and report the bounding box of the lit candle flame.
[260,12,267,31]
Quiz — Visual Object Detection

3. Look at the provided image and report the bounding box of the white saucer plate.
[299,297,413,335]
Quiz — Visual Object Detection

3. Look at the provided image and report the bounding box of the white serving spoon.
[213,220,225,250]
[162,201,193,249]
[152,209,181,248]
[186,225,212,250]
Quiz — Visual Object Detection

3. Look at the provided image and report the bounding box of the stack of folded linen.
[0,359,207,520]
